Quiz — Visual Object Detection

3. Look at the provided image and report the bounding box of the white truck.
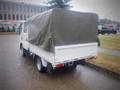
[19,8,98,74]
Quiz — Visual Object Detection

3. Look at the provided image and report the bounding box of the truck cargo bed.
[55,43,97,63]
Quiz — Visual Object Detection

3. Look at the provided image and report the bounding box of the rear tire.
[47,63,54,74]
[36,57,45,73]
[78,59,86,65]
[21,47,27,57]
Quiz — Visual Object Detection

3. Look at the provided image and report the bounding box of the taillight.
[55,64,64,69]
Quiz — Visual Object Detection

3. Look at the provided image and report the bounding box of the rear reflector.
[55,64,64,69]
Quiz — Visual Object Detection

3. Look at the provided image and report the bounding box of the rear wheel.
[21,47,27,57]
[78,59,86,65]
[36,57,45,73]
[47,63,54,74]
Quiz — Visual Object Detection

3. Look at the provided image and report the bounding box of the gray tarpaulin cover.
[28,8,98,52]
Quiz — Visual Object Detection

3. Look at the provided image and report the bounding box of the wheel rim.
[37,58,41,71]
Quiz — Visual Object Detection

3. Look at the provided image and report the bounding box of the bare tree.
[46,0,71,9]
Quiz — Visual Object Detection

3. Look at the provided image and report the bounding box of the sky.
[4,0,120,22]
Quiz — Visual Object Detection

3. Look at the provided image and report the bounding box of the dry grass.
[98,34,120,50]
[88,53,120,74]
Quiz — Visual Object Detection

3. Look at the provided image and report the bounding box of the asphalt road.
[0,35,120,90]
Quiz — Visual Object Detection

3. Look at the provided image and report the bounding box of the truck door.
[20,22,29,50]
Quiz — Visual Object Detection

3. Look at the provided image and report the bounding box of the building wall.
[0,0,49,21]
[0,0,49,32]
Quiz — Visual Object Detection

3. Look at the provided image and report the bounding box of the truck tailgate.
[55,43,97,63]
